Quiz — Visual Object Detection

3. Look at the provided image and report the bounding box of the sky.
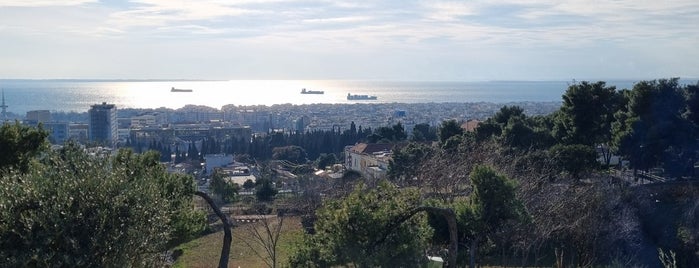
[0,0,698,81]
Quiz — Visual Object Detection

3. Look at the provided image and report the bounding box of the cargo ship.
[301,88,324,94]
[347,93,377,100]
[171,87,193,92]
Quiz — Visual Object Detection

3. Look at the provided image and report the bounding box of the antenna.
[0,89,7,121]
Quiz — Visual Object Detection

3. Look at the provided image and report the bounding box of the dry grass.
[174,216,304,268]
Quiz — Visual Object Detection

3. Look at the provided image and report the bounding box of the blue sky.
[1,0,697,81]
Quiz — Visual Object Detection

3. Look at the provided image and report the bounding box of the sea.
[0,79,657,115]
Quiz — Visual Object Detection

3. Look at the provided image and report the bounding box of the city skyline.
[1,1,698,81]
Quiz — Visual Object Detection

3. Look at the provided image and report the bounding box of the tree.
[243,178,256,190]
[438,119,464,144]
[0,145,206,267]
[289,181,432,267]
[271,145,307,164]
[554,81,621,146]
[256,178,278,202]
[210,169,240,203]
[465,165,525,268]
[683,82,699,126]
[391,122,408,141]
[614,78,694,175]
[237,215,285,268]
[494,105,525,124]
[549,144,598,180]
[387,142,433,184]
[187,142,200,160]
[315,153,337,170]
[554,81,622,165]
[473,105,554,150]
[474,120,502,142]
[500,117,536,149]
[0,122,48,173]
[368,123,407,143]
[411,122,437,142]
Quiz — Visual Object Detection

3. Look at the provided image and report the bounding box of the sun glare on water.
[110,80,337,110]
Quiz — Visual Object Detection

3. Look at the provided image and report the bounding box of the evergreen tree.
[0,145,206,266]
[289,181,432,267]
[0,122,48,173]
[255,178,278,202]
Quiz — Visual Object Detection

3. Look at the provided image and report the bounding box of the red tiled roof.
[350,143,394,154]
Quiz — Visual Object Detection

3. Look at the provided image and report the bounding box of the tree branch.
[375,206,458,268]
[195,191,231,268]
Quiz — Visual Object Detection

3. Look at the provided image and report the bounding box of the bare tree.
[236,215,285,268]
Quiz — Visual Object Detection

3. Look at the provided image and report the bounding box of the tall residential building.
[89,102,117,146]
[26,110,51,124]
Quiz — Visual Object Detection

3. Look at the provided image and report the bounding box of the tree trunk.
[469,236,480,268]
[441,208,458,268]
[555,247,564,268]
[412,207,458,268]
[195,191,232,268]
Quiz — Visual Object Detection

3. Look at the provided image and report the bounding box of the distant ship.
[347,93,377,100]
[171,87,193,92]
[301,88,324,94]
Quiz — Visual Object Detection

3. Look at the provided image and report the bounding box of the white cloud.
[107,0,254,27]
[302,16,371,24]
[422,1,477,22]
[156,24,228,35]
[0,0,96,7]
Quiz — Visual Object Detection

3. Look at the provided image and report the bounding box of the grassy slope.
[174,216,304,268]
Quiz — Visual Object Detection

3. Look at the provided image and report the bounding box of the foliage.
[549,144,599,179]
[271,145,307,164]
[368,123,407,143]
[134,121,371,163]
[210,169,240,203]
[683,82,699,126]
[256,178,278,202]
[438,119,464,145]
[613,78,696,174]
[387,142,433,184]
[470,165,525,229]
[0,122,49,173]
[315,153,337,170]
[243,178,256,189]
[500,116,536,149]
[0,145,205,267]
[554,81,622,146]
[474,120,502,142]
[465,165,526,267]
[289,180,432,267]
[411,122,438,142]
[474,106,554,150]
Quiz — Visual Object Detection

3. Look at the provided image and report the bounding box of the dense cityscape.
[2,0,698,267]
[4,94,560,148]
